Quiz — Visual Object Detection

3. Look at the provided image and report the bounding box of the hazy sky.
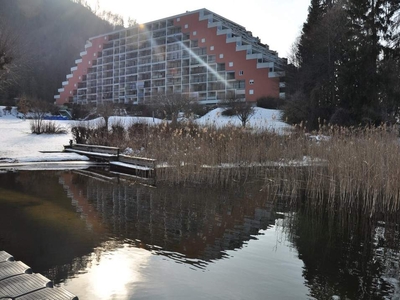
[85,0,310,58]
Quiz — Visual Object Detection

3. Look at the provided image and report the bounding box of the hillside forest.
[0,0,122,104]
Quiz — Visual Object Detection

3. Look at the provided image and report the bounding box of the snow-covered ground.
[0,111,86,164]
[0,106,291,165]
[195,107,290,133]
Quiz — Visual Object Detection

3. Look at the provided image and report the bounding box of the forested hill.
[0,0,115,103]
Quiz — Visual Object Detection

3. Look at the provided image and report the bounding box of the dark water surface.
[0,169,399,299]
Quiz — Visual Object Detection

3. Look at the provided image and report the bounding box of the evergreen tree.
[284,0,347,129]
[284,0,400,128]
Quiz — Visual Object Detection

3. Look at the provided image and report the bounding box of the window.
[177,17,180,21]
[210,46,214,51]
[239,70,244,76]
[229,62,233,67]
[201,38,205,43]
[249,89,254,95]
[185,24,188,28]
[219,54,224,59]
[249,79,254,85]
[193,31,197,36]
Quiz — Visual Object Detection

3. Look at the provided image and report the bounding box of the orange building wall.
[176,13,280,102]
[56,36,107,105]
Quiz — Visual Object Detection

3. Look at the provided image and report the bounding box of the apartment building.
[54,8,286,106]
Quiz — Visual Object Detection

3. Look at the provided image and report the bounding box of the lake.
[0,169,399,299]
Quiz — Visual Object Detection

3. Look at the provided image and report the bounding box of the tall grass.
[266,125,400,214]
[71,120,400,213]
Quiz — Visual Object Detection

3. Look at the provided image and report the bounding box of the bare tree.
[30,99,50,134]
[17,94,30,119]
[148,93,193,124]
[127,17,137,28]
[223,93,255,127]
[236,103,255,128]
[0,21,26,91]
[96,101,115,129]
[96,10,124,29]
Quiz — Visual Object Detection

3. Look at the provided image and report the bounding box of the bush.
[111,120,126,140]
[71,124,91,143]
[329,108,354,127]
[71,104,91,120]
[126,104,153,117]
[188,102,209,117]
[256,96,284,109]
[30,120,67,134]
[221,108,237,116]
[4,106,12,115]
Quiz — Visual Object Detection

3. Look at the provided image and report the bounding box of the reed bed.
[71,120,400,214]
[269,125,400,214]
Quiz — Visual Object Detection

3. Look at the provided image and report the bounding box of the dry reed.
[73,120,400,214]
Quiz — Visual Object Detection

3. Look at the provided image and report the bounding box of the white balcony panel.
[268,71,285,78]
[226,37,240,43]
[71,66,78,72]
[246,53,262,60]
[58,88,64,92]
[257,62,274,69]
[199,98,220,105]
[199,11,212,21]
[75,59,83,64]
[66,74,73,79]
[62,81,69,86]
[237,45,251,52]
[217,29,231,36]
[208,21,221,28]
[80,51,87,56]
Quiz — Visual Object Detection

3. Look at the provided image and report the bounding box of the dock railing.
[110,155,156,180]
[64,142,119,160]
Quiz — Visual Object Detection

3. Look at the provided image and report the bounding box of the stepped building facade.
[54,9,286,106]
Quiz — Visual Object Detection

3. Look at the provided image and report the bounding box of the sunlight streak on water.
[64,245,151,300]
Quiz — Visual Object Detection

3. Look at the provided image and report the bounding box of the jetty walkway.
[0,251,78,300]
[64,143,156,183]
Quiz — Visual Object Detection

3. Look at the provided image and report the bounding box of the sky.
[85,0,311,59]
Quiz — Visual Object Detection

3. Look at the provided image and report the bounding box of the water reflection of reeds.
[282,198,400,299]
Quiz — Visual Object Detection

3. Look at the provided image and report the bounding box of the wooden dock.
[110,154,156,180]
[64,143,157,182]
[0,251,78,300]
[64,143,119,161]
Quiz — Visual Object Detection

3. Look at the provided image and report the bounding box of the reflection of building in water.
[59,170,277,265]
[59,173,106,235]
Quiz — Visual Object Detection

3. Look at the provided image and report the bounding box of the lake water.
[0,169,399,299]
